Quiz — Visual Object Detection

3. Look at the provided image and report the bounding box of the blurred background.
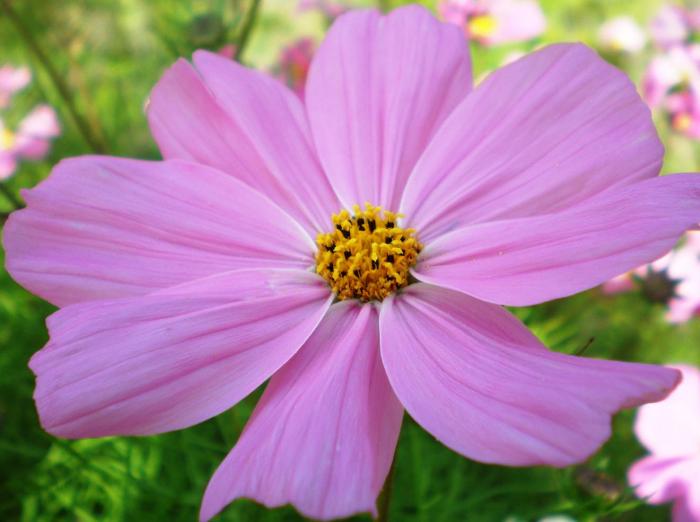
[1,0,699,520]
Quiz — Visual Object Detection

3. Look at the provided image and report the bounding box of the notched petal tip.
[26,268,332,439]
[379,284,690,468]
[199,302,400,522]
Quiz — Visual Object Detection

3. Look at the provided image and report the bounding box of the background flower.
[0,64,60,181]
[604,231,700,324]
[628,365,700,522]
[0,65,31,108]
[644,44,700,139]
[598,16,647,54]
[650,4,700,49]
[439,0,545,45]
[274,37,314,97]
[0,105,60,180]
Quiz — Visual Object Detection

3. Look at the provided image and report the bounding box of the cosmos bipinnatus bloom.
[3,5,700,521]
[0,65,60,179]
[628,365,700,522]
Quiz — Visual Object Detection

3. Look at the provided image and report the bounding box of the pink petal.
[147,56,338,234]
[628,455,697,505]
[0,65,30,107]
[30,269,333,438]
[3,156,314,307]
[379,284,680,467]
[674,483,700,522]
[18,104,61,139]
[14,136,50,160]
[413,174,700,306]
[200,301,402,522]
[401,44,663,243]
[0,152,17,179]
[305,5,472,210]
[634,365,700,457]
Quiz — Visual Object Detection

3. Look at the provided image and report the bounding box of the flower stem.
[0,0,107,154]
[235,0,262,63]
[0,183,22,211]
[377,457,396,522]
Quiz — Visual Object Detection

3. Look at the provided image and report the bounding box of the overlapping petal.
[413,174,700,306]
[3,156,315,306]
[201,301,402,522]
[30,269,333,438]
[147,55,339,234]
[306,5,472,210]
[379,284,679,467]
[401,43,663,242]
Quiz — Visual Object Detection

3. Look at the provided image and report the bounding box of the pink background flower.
[643,44,700,139]
[0,105,60,180]
[629,365,700,521]
[603,231,700,323]
[439,0,545,45]
[650,5,700,50]
[0,65,31,108]
[275,37,314,97]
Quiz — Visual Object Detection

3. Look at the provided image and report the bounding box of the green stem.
[0,0,107,154]
[235,0,262,63]
[0,183,22,210]
[377,457,396,522]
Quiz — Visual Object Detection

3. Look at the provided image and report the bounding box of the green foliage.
[0,0,697,521]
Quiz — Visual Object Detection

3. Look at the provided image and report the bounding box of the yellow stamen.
[673,112,692,132]
[315,203,422,302]
[0,128,15,150]
[467,15,498,39]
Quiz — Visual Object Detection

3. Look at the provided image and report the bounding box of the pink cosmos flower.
[628,365,700,521]
[275,37,314,97]
[604,232,700,324]
[0,65,31,109]
[438,0,545,45]
[3,5,699,521]
[598,16,647,54]
[643,45,700,140]
[0,105,61,180]
[651,5,700,50]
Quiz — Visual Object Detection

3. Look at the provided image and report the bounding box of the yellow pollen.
[315,203,422,302]
[0,128,15,150]
[673,112,693,132]
[467,14,498,39]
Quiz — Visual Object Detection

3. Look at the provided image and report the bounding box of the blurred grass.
[1,0,699,521]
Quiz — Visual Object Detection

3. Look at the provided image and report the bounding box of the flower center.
[0,128,15,150]
[467,14,497,39]
[315,204,422,302]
